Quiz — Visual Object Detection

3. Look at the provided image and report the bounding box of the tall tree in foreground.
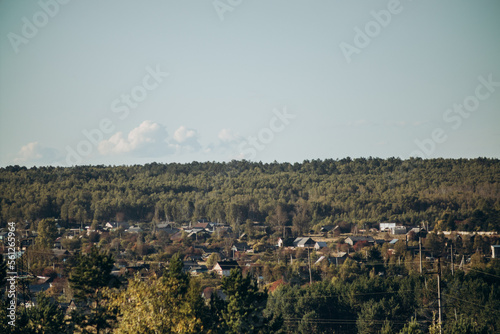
[221,268,274,334]
[68,246,119,333]
[110,253,207,333]
[24,293,67,334]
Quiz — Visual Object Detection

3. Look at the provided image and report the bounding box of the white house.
[380,222,396,231]
[212,261,240,277]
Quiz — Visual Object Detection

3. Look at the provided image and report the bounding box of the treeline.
[1,158,499,232]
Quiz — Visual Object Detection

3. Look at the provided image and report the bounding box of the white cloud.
[14,142,58,165]
[14,142,43,162]
[173,126,197,143]
[218,128,240,142]
[171,126,201,152]
[98,120,171,156]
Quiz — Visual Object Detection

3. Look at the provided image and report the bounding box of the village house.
[231,242,249,253]
[156,222,179,234]
[105,221,130,230]
[127,226,143,233]
[344,236,375,246]
[331,252,348,266]
[407,227,427,239]
[277,237,294,248]
[190,265,208,276]
[390,226,407,235]
[380,222,396,232]
[319,225,335,233]
[314,241,328,250]
[293,237,316,248]
[212,260,240,277]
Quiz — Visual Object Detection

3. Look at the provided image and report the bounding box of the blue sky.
[1,0,499,167]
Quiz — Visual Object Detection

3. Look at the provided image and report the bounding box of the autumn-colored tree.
[110,254,207,333]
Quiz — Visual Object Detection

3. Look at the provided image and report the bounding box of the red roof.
[268,279,287,293]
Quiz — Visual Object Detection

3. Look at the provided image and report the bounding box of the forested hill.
[1,158,499,232]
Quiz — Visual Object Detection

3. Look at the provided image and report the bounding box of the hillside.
[1,158,499,232]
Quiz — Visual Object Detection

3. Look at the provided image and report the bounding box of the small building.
[231,242,249,253]
[278,237,294,248]
[213,261,240,277]
[314,241,328,250]
[380,222,396,232]
[345,236,374,246]
[52,248,70,258]
[156,223,179,234]
[492,245,500,259]
[407,227,427,238]
[190,265,208,276]
[320,225,335,233]
[390,226,407,235]
[65,300,78,315]
[187,230,210,240]
[0,231,9,243]
[389,239,400,247]
[105,221,130,230]
[293,237,316,248]
[331,252,348,266]
[314,255,328,265]
[127,226,143,233]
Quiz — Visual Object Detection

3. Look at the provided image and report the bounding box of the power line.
[283,318,430,325]
[441,259,500,280]
[441,293,500,314]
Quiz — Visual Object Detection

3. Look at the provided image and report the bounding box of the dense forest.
[1,158,499,232]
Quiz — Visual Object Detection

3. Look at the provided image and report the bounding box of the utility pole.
[419,237,423,274]
[437,258,442,333]
[450,242,454,276]
[307,247,312,285]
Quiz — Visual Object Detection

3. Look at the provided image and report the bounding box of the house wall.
[380,223,396,231]
[390,227,407,235]
[492,246,500,259]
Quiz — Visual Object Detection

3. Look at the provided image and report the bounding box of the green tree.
[25,293,67,334]
[444,315,488,334]
[206,253,221,269]
[221,268,270,334]
[68,246,119,333]
[35,218,58,249]
[398,318,422,334]
[68,246,117,300]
